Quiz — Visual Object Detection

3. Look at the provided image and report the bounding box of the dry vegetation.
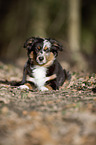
[0,61,96,145]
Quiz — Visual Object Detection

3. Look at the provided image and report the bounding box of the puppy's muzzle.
[39,56,44,61]
[36,54,46,65]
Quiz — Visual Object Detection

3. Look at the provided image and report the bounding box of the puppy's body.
[19,37,70,91]
[27,64,56,91]
[47,60,66,90]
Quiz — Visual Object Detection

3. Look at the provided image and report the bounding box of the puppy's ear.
[24,37,38,50]
[47,38,63,57]
[48,38,63,51]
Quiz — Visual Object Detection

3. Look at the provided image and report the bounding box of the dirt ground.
[0,61,96,145]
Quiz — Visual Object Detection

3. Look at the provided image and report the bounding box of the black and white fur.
[19,37,70,91]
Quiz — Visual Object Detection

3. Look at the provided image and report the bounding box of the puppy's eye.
[44,46,48,50]
[37,46,41,50]
[44,47,49,52]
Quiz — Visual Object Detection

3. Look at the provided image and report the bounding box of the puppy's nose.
[39,56,44,61]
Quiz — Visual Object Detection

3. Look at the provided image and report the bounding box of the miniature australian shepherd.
[19,37,71,91]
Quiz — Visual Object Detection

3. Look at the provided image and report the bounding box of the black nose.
[39,56,44,61]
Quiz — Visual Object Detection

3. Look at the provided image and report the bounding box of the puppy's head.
[24,37,63,66]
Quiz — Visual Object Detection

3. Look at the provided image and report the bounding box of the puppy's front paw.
[39,86,49,91]
[18,85,29,90]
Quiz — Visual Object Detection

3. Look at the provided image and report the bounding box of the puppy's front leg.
[26,76,35,84]
[21,64,28,84]
[18,64,30,89]
[45,74,56,82]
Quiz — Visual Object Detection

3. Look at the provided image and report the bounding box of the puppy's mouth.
[36,55,47,65]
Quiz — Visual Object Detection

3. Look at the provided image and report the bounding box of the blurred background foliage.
[0,0,96,72]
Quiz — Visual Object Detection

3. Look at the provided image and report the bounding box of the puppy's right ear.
[24,37,37,50]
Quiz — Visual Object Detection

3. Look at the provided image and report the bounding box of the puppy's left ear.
[48,38,63,51]
[24,37,38,50]
[47,38,63,57]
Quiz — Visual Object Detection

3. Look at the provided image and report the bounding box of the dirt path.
[0,61,96,145]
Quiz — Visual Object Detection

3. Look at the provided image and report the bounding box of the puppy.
[19,37,70,91]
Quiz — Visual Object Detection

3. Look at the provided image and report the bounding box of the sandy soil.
[0,61,96,145]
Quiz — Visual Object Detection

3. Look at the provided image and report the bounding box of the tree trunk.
[68,0,80,52]
[68,0,87,70]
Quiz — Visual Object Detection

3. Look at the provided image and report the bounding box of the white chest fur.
[33,66,47,85]
[29,65,48,91]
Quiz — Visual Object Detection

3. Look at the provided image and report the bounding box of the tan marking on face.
[43,52,55,67]
[29,51,34,59]
[29,51,40,65]
[44,46,48,51]
[29,51,37,65]
[47,52,54,61]
[29,51,55,67]
[37,46,41,50]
